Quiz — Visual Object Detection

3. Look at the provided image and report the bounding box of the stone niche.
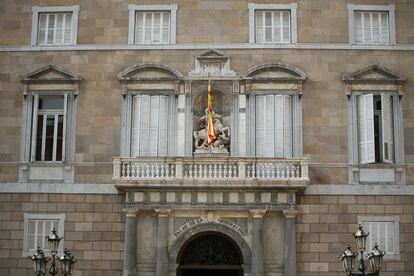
[192,87,232,154]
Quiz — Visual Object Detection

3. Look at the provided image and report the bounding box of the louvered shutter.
[358,94,375,163]
[131,95,141,156]
[255,96,266,156]
[139,95,151,156]
[30,94,40,161]
[148,96,160,156]
[274,95,284,157]
[264,95,275,157]
[381,94,393,163]
[283,95,292,157]
[158,96,168,156]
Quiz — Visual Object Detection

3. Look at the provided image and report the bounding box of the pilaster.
[282,208,299,276]
[250,210,266,276]
[123,208,138,276]
[155,209,171,276]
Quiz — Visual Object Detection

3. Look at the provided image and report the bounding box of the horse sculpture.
[193,109,230,150]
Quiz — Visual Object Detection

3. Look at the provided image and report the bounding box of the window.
[20,64,80,183]
[358,216,400,260]
[31,95,67,161]
[255,94,292,157]
[31,6,79,46]
[357,93,393,164]
[131,95,169,156]
[248,3,297,44]
[23,214,65,257]
[255,11,291,43]
[128,4,177,45]
[347,4,396,45]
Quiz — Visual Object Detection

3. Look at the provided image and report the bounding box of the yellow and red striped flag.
[207,80,216,145]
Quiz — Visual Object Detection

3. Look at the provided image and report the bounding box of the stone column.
[155,209,171,276]
[250,210,266,276]
[283,208,299,276]
[123,208,137,276]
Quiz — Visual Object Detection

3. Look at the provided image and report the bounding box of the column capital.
[282,208,299,219]
[249,209,266,218]
[155,209,171,217]
[123,208,138,217]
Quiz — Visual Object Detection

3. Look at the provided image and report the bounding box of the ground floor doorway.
[177,232,243,276]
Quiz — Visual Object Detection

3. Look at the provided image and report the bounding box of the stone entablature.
[122,189,297,211]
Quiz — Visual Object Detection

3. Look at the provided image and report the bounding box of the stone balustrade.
[113,156,309,183]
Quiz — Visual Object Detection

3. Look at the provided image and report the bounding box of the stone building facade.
[0,1,413,276]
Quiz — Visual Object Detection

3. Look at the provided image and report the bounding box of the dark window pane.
[35,115,44,161]
[39,96,64,110]
[56,115,63,161]
[44,116,55,161]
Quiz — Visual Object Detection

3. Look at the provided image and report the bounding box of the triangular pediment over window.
[343,65,406,84]
[21,64,81,83]
[242,63,307,82]
[118,64,183,82]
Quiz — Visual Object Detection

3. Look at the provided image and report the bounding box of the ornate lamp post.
[30,229,76,276]
[339,225,385,276]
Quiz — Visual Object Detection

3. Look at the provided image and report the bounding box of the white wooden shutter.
[255,96,266,156]
[131,95,141,156]
[381,94,393,163]
[61,94,67,161]
[148,96,160,156]
[358,94,375,163]
[283,95,292,157]
[265,95,275,157]
[274,95,284,157]
[139,95,151,156]
[158,96,168,156]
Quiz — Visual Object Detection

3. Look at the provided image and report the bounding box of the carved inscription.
[174,217,206,237]
[217,217,248,237]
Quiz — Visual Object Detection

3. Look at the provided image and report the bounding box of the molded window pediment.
[21,64,81,83]
[343,65,406,84]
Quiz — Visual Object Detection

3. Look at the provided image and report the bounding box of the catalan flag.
[207,80,216,145]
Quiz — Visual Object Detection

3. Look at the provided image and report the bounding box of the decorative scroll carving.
[189,49,236,78]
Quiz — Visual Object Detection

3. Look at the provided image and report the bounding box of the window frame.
[248,3,297,44]
[31,5,80,46]
[128,4,177,45]
[123,90,177,157]
[247,90,302,157]
[357,216,400,260]
[347,4,396,45]
[23,213,65,257]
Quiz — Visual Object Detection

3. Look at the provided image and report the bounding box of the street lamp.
[31,248,48,276]
[30,228,76,276]
[339,225,386,276]
[59,249,77,276]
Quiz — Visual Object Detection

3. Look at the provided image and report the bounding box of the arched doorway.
[177,232,243,276]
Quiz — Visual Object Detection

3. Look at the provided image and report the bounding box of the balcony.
[113,156,309,190]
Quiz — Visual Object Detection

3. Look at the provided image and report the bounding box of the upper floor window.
[343,65,406,184]
[243,64,306,157]
[347,4,396,45]
[255,94,292,157]
[131,95,169,156]
[128,4,177,45]
[23,213,65,257]
[248,3,297,44]
[31,6,79,46]
[20,64,81,183]
[357,93,394,164]
[32,95,66,161]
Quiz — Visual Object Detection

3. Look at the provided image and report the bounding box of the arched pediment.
[21,64,81,83]
[242,63,306,82]
[118,63,183,81]
[342,64,407,84]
